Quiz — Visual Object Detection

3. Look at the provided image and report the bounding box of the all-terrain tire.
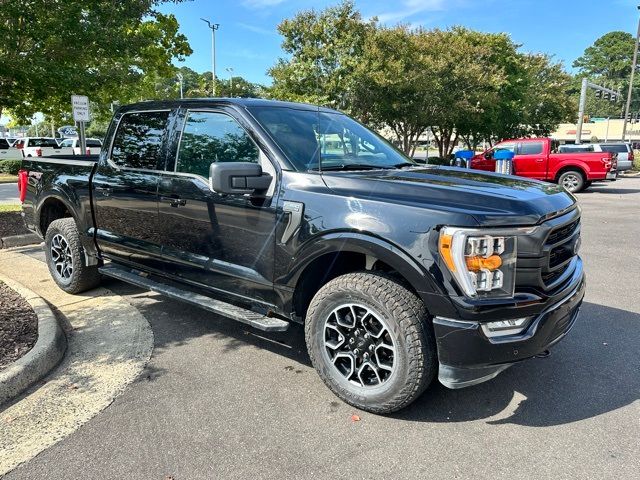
[44,218,101,294]
[305,271,437,414]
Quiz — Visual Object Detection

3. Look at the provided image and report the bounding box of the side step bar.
[98,264,289,332]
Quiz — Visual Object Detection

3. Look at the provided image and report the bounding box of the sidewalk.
[0,247,153,476]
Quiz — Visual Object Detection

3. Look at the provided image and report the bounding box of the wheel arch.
[287,232,441,320]
[553,162,588,182]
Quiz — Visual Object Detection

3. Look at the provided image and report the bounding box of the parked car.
[18,137,72,157]
[591,143,633,172]
[58,137,103,155]
[0,138,24,160]
[471,137,617,193]
[19,99,585,414]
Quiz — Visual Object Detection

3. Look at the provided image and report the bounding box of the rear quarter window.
[518,141,544,155]
[110,111,170,170]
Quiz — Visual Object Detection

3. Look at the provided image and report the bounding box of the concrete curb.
[0,234,41,249]
[0,275,67,406]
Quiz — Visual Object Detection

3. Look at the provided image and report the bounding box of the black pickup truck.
[18,98,585,413]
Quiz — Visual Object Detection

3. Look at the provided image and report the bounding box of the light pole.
[201,18,220,97]
[622,5,640,141]
[226,67,234,97]
[176,72,184,99]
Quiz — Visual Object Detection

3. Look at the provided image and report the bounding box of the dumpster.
[451,149,474,168]
[494,149,514,175]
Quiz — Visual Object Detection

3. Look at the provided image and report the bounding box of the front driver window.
[176,111,259,178]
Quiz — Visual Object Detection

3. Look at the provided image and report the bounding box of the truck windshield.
[248,106,415,171]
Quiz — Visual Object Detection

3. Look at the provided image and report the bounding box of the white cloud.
[236,22,277,35]
[242,0,287,8]
[374,0,448,23]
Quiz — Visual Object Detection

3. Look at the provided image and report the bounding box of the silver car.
[593,143,633,172]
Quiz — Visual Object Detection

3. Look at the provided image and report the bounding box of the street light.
[201,18,220,97]
[226,67,234,97]
[622,5,640,141]
[176,72,184,99]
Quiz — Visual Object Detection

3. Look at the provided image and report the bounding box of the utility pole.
[226,67,234,97]
[576,78,588,144]
[622,5,640,142]
[177,72,184,99]
[201,18,220,97]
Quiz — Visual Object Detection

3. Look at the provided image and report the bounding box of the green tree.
[572,31,637,117]
[268,1,375,109]
[0,1,192,122]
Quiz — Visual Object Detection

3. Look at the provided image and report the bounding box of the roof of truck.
[119,97,340,114]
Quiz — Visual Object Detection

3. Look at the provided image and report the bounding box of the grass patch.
[0,204,21,212]
[0,174,17,184]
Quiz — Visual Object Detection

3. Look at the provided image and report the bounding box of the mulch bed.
[0,280,38,370]
[0,211,30,239]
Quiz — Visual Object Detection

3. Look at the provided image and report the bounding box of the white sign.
[71,95,90,122]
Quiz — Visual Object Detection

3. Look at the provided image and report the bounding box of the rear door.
[156,108,279,305]
[514,140,547,179]
[93,109,172,272]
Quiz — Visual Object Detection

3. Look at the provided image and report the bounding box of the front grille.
[546,219,579,245]
[541,217,581,288]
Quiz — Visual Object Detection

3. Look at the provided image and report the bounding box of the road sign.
[71,95,90,122]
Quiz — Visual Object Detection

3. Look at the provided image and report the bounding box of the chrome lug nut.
[368,344,375,352]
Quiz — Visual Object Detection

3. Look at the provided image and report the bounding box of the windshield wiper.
[391,162,417,169]
[318,163,394,171]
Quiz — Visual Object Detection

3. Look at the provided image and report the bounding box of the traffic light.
[595,90,602,99]
[603,91,610,100]
[627,111,633,121]
[610,92,617,102]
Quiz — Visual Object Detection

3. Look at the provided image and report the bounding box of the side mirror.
[484,151,493,160]
[209,162,272,195]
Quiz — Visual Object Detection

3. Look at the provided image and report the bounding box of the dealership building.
[550,118,640,144]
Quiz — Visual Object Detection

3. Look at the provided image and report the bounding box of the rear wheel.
[305,272,436,414]
[558,170,585,193]
[44,218,101,294]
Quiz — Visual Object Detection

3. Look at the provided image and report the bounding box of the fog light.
[481,317,530,338]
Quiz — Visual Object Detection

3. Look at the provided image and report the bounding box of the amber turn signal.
[465,254,502,272]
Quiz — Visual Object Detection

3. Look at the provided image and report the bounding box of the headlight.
[438,227,517,298]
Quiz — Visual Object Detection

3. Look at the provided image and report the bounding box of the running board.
[98,264,289,332]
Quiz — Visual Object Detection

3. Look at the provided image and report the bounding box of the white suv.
[592,143,633,172]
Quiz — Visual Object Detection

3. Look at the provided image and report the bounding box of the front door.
[93,110,171,272]
[513,140,547,179]
[157,109,279,306]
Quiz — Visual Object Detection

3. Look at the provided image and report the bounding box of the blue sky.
[159,0,640,85]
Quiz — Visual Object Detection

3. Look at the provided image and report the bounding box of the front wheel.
[44,218,101,294]
[305,272,437,414]
[558,170,585,193]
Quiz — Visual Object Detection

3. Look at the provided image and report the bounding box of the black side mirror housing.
[484,151,493,160]
[209,162,272,194]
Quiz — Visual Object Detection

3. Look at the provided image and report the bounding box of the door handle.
[161,195,187,208]
[535,158,544,163]
[94,186,112,196]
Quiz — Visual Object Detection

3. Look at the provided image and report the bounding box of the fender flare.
[285,231,443,297]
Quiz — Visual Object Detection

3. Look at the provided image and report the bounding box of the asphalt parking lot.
[6,177,640,480]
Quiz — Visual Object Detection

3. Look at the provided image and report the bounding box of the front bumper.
[433,271,586,389]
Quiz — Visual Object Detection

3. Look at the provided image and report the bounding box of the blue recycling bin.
[452,149,474,168]
[494,149,514,175]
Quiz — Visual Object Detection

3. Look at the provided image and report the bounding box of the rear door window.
[176,111,259,178]
[110,111,170,170]
[518,141,544,155]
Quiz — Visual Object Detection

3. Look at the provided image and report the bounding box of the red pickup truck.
[471,137,617,193]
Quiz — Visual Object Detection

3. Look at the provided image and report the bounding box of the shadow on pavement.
[104,278,639,428]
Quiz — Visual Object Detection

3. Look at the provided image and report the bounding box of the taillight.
[18,169,28,203]
[629,150,634,162]
[86,147,91,155]
[16,142,23,149]
[35,147,43,157]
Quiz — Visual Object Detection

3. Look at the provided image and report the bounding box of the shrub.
[0,159,22,175]
[633,151,640,171]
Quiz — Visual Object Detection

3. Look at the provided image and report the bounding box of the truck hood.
[321,166,576,227]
